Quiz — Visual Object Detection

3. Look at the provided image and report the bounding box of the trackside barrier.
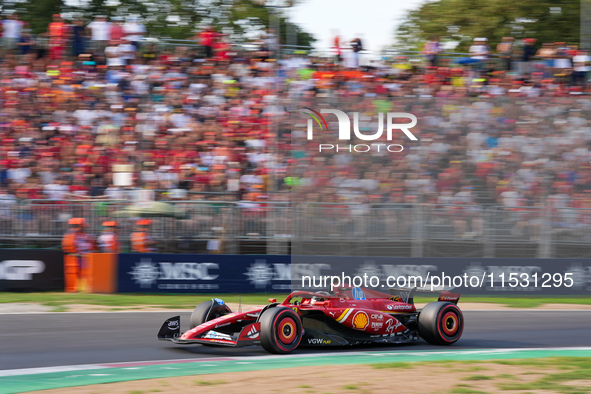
[87,253,117,293]
[113,254,591,295]
[2,250,590,295]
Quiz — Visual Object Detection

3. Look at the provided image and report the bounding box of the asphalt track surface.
[1,310,591,371]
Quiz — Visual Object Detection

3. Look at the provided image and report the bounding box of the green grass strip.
[1,349,590,393]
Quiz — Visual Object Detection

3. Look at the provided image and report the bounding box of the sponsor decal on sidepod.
[352,311,369,330]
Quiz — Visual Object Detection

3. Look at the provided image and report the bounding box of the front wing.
[157,316,262,347]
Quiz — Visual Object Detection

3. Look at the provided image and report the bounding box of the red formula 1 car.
[157,286,464,354]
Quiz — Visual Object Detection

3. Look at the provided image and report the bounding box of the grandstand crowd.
[0,12,590,242]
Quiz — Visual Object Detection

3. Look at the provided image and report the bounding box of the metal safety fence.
[1,200,590,257]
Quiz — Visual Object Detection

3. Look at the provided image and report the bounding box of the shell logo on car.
[352,311,369,330]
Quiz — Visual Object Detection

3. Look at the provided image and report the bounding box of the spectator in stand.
[47,14,68,60]
[552,42,573,78]
[0,161,8,188]
[123,16,145,49]
[469,37,489,70]
[2,13,22,55]
[496,36,513,71]
[17,26,34,56]
[263,27,278,59]
[332,31,342,64]
[118,36,137,65]
[198,26,216,58]
[71,18,87,58]
[110,17,124,42]
[104,39,123,67]
[351,36,363,68]
[212,34,230,61]
[422,35,442,67]
[572,50,589,87]
[88,15,111,56]
[520,38,536,76]
[7,159,31,186]
[0,187,16,225]
[536,42,555,72]
[44,176,69,200]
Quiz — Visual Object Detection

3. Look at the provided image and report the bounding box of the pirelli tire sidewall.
[418,301,464,345]
[189,300,232,329]
[260,306,303,354]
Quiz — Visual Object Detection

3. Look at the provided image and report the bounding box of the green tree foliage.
[2,0,64,35]
[2,0,315,47]
[395,0,580,52]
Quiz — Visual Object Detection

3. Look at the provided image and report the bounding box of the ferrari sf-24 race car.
[157,286,464,354]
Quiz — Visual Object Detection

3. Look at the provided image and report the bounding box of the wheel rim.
[277,317,297,345]
[441,311,459,336]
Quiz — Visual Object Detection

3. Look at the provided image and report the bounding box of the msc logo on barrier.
[128,258,219,288]
[244,260,291,289]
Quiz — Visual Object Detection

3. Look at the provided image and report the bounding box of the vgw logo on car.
[301,108,418,153]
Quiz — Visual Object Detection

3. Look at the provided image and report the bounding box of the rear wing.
[437,290,461,305]
[332,286,461,305]
[389,288,461,305]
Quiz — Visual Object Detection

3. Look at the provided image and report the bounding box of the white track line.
[0,365,107,377]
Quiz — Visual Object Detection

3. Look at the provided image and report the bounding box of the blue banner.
[118,254,591,295]
[117,254,291,293]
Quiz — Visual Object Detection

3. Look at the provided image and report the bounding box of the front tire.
[418,302,463,345]
[190,300,231,329]
[259,307,302,354]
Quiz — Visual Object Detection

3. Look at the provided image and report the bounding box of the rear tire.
[260,307,302,354]
[418,302,463,345]
[190,300,231,329]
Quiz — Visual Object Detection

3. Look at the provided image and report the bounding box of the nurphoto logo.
[301,108,418,153]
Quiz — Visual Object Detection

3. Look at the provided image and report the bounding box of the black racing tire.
[418,301,464,345]
[189,300,232,329]
[259,307,303,354]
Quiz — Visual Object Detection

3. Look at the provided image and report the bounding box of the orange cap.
[68,218,85,225]
[102,221,117,227]
[137,219,152,226]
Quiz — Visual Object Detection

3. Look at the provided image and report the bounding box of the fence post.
[225,203,238,254]
[537,202,552,258]
[411,203,423,257]
[267,203,289,255]
[484,206,494,258]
